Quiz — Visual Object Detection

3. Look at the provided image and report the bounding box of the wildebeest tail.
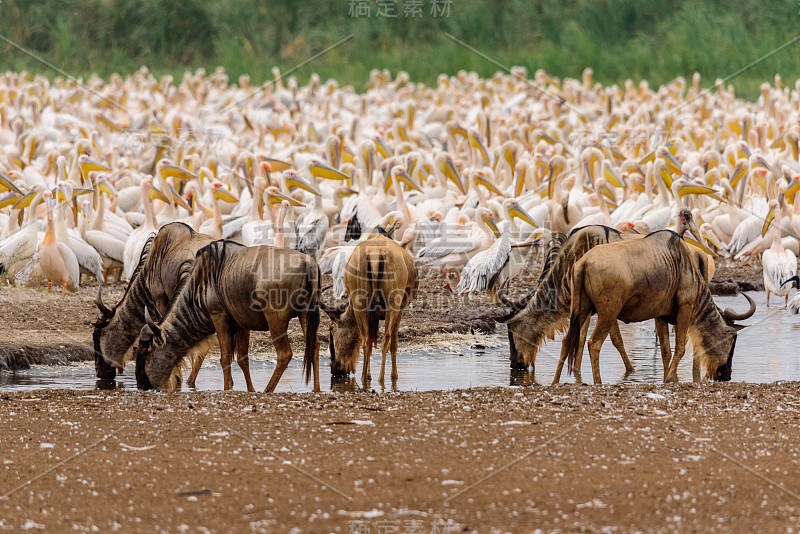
[303,262,321,385]
[563,263,585,375]
[366,254,384,349]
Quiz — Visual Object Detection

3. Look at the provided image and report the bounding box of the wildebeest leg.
[186,348,206,388]
[234,330,254,393]
[654,319,671,381]
[587,317,613,385]
[380,311,401,383]
[665,309,690,383]
[609,322,634,374]
[264,317,293,393]
[211,318,235,390]
[298,312,321,393]
[554,316,590,385]
[692,356,701,383]
[361,337,373,383]
[389,311,401,382]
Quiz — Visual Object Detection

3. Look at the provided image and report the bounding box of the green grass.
[2,0,800,99]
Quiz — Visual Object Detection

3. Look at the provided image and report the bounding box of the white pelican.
[417,208,499,291]
[456,201,541,302]
[293,160,347,257]
[761,199,797,307]
[0,187,44,281]
[38,193,79,296]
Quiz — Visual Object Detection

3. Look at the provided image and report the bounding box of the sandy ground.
[1,384,799,533]
[0,254,792,533]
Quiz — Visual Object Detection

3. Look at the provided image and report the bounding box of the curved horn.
[722,292,756,322]
[781,275,800,289]
[95,285,113,316]
[143,306,162,337]
[497,280,523,311]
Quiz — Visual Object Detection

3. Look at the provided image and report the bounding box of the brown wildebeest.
[135,240,322,392]
[322,233,418,384]
[495,214,723,383]
[556,230,754,384]
[92,222,219,387]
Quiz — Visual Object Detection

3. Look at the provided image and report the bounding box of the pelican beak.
[0,192,19,209]
[469,133,492,167]
[441,159,465,194]
[685,217,717,258]
[676,182,724,202]
[339,187,358,198]
[166,183,191,211]
[160,163,197,182]
[96,178,117,198]
[12,189,38,210]
[341,145,355,164]
[309,162,349,181]
[512,237,544,248]
[514,167,527,198]
[661,151,682,175]
[148,184,169,203]
[262,157,292,173]
[729,161,748,189]
[482,214,501,238]
[655,163,674,194]
[374,137,391,158]
[703,228,724,251]
[753,157,779,179]
[761,204,776,237]
[267,189,306,207]
[785,178,800,199]
[508,204,536,227]
[213,185,239,204]
[504,147,516,173]
[395,169,422,192]
[56,183,74,207]
[80,157,111,178]
[285,174,322,196]
[0,172,23,195]
[474,173,504,197]
[602,163,625,188]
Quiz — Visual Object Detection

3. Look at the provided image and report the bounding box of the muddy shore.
[1,384,798,533]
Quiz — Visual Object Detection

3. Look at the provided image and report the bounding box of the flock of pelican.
[0,66,799,310]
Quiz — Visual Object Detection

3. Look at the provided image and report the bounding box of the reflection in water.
[509,369,536,387]
[329,375,360,393]
[0,293,795,392]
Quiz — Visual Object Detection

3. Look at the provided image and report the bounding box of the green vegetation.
[2,0,799,98]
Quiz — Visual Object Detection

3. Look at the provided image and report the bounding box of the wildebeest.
[494,225,635,375]
[557,230,754,384]
[495,213,718,381]
[92,222,216,385]
[136,240,322,392]
[322,233,418,384]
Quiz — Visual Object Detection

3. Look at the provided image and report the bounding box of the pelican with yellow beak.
[761,199,796,307]
[457,201,541,302]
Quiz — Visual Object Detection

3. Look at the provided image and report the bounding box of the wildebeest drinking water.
[93,222,215,384]
[135,240,322,392]
[556,230,754,384]
[322,232,417,384]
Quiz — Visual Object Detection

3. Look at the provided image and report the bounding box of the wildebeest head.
[321,299,361,376]
[493,282,552,370]
[134,306,171,389]
[92,286,118,380]
[699,293,754,381]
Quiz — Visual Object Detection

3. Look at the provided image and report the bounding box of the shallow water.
[0,292,797,392]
